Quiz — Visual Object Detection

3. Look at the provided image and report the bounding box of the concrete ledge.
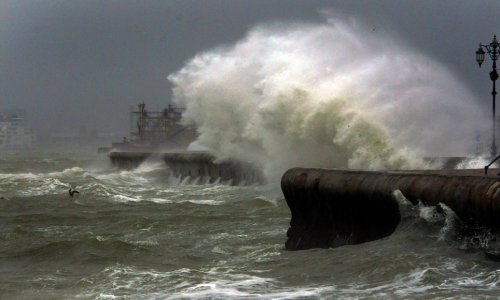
[281,168,500,250]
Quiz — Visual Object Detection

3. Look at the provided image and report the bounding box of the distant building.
[0,111,35,150]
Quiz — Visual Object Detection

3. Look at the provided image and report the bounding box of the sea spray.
[169,19,486,181]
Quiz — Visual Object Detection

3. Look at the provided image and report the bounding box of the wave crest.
[169,19,485,180]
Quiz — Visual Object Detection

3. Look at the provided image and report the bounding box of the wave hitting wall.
[169,18,486,181]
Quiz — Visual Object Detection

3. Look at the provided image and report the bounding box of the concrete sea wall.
[108,151,264,185]
[163,152,264,185]
[109,152,151,170]
[282,168,500,250]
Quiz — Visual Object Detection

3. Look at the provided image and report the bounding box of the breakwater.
[109,151,264,185]
[109,151,151,169]
[282,168,500,250]
[163,152,264,185]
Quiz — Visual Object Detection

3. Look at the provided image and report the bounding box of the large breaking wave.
[169,18,486,180]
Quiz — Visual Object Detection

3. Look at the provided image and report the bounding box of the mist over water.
[169,19,486,181]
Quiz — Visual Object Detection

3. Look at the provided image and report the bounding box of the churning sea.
[1,152,499,299]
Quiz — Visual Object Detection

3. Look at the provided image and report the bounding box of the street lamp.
[476,35,499,157]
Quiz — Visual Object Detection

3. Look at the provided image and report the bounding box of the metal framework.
[130,103,193,146]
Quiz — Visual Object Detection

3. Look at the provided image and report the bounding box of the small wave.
[93,171,150,186]
[441,270,500,290]
[76,265,189,299]
[82,182,124,198]
[89,160,171,187]
[164,268,342,300]
[394,190,454,230]
[147,198,174,204]
[112,194,142,203]
[394,190,500,251]
[334,267,438,298]
[76,265,336,300]
[0,176,68,197]
[81,180,158,199]
[0,172,38,180]
[181,199,225,205]
[247,196,280,207]
[0,167,84,179]
[47,167,85,177]
[0,166,90,197]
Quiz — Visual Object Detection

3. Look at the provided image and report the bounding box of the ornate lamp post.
[476,35,499,157]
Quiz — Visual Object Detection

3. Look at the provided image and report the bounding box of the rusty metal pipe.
[281,168,500,250]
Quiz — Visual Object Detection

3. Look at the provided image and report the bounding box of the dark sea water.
[1,153,499,299]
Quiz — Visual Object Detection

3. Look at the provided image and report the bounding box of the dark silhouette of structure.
[109,103,196,151]
[476,35,499,157]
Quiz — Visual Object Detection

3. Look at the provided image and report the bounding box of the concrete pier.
[163,152,264,185]
[109,152,151,169]
[282,168,500,250]
[108,151,263,185]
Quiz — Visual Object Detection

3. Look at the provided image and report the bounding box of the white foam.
[392,190,412,206]
[112,194,141,202]
[437,203,459,241]
[135,160,166,173]
[182,199,224,205]
[418,202,445,224]
[455,156,491,169]
[147,197,174,204]
[76,262,500,300]
[169,18,485,181]
[180,176,191,186]
[47,166,85,177]
[4,176,68,196]
[166,273,333,300]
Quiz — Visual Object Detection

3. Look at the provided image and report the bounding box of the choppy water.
[1,153,499,299]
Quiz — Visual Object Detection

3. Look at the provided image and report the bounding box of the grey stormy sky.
[1,0,499,137]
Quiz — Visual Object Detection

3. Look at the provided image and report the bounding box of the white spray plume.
[169,19,486,181]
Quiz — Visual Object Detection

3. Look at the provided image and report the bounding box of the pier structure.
[109,151,264,185]
[109,103,196,152]
[105,102,265,185]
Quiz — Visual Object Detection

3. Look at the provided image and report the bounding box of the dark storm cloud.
[1,0,499,136]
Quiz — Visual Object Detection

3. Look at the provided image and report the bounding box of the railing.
[484,154,500,174]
